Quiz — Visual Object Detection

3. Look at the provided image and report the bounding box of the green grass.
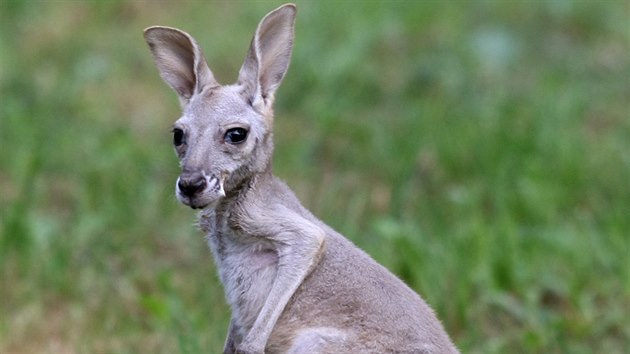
[1,1,629,353]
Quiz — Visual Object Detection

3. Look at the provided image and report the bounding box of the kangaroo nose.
[178,174,207,197]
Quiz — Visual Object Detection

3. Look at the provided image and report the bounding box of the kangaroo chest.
[199,209,279,335]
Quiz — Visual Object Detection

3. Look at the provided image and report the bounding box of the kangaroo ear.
[238,4,296,109]
[144,26,219,106]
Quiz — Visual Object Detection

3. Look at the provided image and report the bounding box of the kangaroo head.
[144,4,296,209]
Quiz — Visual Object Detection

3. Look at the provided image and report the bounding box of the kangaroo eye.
[224,127,248,144]
[173,128,185,146]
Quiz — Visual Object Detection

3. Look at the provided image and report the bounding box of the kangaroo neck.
[218,168,272,213]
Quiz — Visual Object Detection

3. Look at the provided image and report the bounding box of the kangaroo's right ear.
[144,26,219,106]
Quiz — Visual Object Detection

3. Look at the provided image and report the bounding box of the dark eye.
[173,128,185,146]
[224,127,248,144]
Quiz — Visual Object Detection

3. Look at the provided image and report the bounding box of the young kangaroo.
[144,4,458,354]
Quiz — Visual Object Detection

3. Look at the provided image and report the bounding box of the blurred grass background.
[1,0,629,353]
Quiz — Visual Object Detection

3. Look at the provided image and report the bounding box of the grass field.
[1,1,629,353]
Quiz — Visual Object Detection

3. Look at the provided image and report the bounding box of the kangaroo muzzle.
[176,171,225,209]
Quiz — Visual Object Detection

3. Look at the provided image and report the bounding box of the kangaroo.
[144,3,458,354]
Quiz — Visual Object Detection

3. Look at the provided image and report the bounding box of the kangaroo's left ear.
[238,3,296,109]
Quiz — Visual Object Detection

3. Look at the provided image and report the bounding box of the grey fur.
[144,3,459,354]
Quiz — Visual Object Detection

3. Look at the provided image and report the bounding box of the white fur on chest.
[199,210,278,337]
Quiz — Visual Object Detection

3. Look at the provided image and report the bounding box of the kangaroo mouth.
[176,172,226,210]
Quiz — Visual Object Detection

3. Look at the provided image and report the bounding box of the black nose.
[178,174,207,197]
